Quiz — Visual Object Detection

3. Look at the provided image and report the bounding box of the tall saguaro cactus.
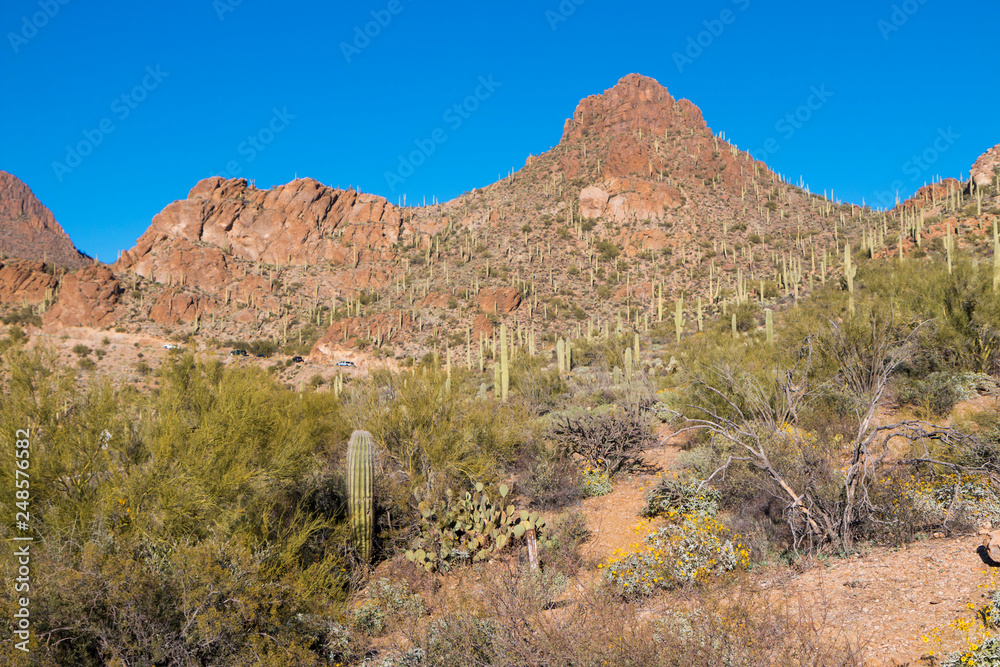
[993,221,1000,294]
[500,323,509,401]
[844,242,857,316]
[347,430,375,562]
[674,298,686,344]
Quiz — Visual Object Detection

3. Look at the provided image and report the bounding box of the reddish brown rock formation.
[418,292,454,309]
[116,177,410,287]
[43,265,121,328]
[0,260,58,305]
[580,177,682,222]
[147,290,213,325]
[472,313,494,340]
[0,171,88,268]
[972,144,1000,187]
[898,178,965,210]
[561,73,707,144]
[477,287,521,315]
[621,228,670,254]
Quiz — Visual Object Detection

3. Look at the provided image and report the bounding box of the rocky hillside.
[0,171,88,268]
[2,75,999,368]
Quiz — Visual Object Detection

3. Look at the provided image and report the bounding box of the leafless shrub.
[552,403,658,476]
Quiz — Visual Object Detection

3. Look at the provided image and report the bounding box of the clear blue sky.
[2,0,997,262]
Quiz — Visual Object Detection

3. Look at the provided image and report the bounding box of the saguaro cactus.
[993,221,999,294]
[347,430,375,562]
[945,225,954,275]
[674,298,686,344]
[500,323,509,401]
[844,242,857,316]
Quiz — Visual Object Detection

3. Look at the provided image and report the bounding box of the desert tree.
[671,307,982,551]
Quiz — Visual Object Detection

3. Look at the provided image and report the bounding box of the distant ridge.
[0,171,88,268]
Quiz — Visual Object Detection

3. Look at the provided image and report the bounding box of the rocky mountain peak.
[0,171,88,268]
[560,73,706,144]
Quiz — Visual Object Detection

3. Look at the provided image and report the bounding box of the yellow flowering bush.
[941,633,1000,667]
[908,473,1000,527]
[581,466,613,497]
[601,514,749,597]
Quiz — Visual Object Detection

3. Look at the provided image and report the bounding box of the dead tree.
[671,313,984,551]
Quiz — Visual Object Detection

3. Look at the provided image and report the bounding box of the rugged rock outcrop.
[972,144,1000,187]
[898,179,965,210]
[561,73,707,144]
[147,290,214,325]
[477,287,521,315]
[579,177,682,222]
[43,265,122,328]
[0,171,88,268]
[116,177,410,294]
[472,313,494,340]
[0,260,58,305]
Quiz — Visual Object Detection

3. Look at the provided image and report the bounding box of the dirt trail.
[573,428,994,666]
[577,436,681,567]
[770,537,994,666]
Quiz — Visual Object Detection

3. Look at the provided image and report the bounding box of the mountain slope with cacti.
[1,75,999,376]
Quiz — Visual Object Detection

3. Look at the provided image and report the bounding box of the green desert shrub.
[642,476,720,519]
[1,305,41,327]
[519,446,584,510]
[580,466,613,497]
[0,349,354,665]
[349,369,529,502]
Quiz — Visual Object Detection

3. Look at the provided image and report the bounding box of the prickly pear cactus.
[404,483,549,572]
